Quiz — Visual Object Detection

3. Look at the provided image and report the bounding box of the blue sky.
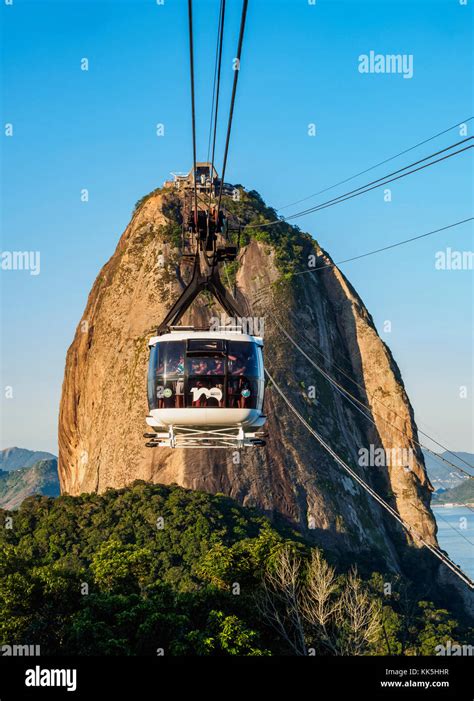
[0,0,472,454]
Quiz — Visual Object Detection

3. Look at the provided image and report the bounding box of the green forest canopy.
[0,482,471,656]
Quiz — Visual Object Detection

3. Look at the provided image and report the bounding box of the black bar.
[0,655,472,700]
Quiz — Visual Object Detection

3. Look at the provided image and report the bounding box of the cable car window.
[162,341,185,376]
[186,352,225,407]
[188,357,225,376]
[227,341,259,377]
[186,376,225,408]
[155,379,185,409]
[147,345,159,410]
[227,377,258,409]
[150,339,261,411]
[188,339,225,353]
[152,341,185,409]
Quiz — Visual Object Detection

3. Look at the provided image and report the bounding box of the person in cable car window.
[167,349,183,375]
[175,354,184,407]
[228,352,246,376]
[190,360,207,406]
[213,359,224,407]
[165,348,184,408]
[155,356,165,408]
[193,359,207,375]
[212,358,224,374]
[227,351,246,408]
[190,358,224,407]
[239,377,251,409]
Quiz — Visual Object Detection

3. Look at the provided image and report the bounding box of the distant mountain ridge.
[423,451,474,491]
[0,459,60,510]
[432,478,474,507]
[0,447,56,472]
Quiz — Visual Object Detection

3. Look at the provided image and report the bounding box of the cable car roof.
[148,328,263,347]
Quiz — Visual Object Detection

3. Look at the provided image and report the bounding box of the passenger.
[175,357,184,408]
[239,378,251,409]
[157,348,183,407]
[156,383,165,409]
[230,355,246,376]
[213,361,225,406]
[214,359,224,375]
[195,360,207,375]
[166,350,184,375]
[191,378,207,406]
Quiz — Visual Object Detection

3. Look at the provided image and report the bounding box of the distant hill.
[0,459,60,510]
[0,447,56,472]
[423,451,474,491]
[432,478,474,506]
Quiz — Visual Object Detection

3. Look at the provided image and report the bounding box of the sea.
[432,505,474,580]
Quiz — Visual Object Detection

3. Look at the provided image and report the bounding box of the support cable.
[265,369,474,589]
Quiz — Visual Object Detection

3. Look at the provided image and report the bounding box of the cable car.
[145,327,266,447]
[144,176,267,448]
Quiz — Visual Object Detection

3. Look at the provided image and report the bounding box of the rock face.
[59,187,439,574]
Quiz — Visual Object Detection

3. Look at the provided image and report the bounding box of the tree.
[257,545,383,656]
